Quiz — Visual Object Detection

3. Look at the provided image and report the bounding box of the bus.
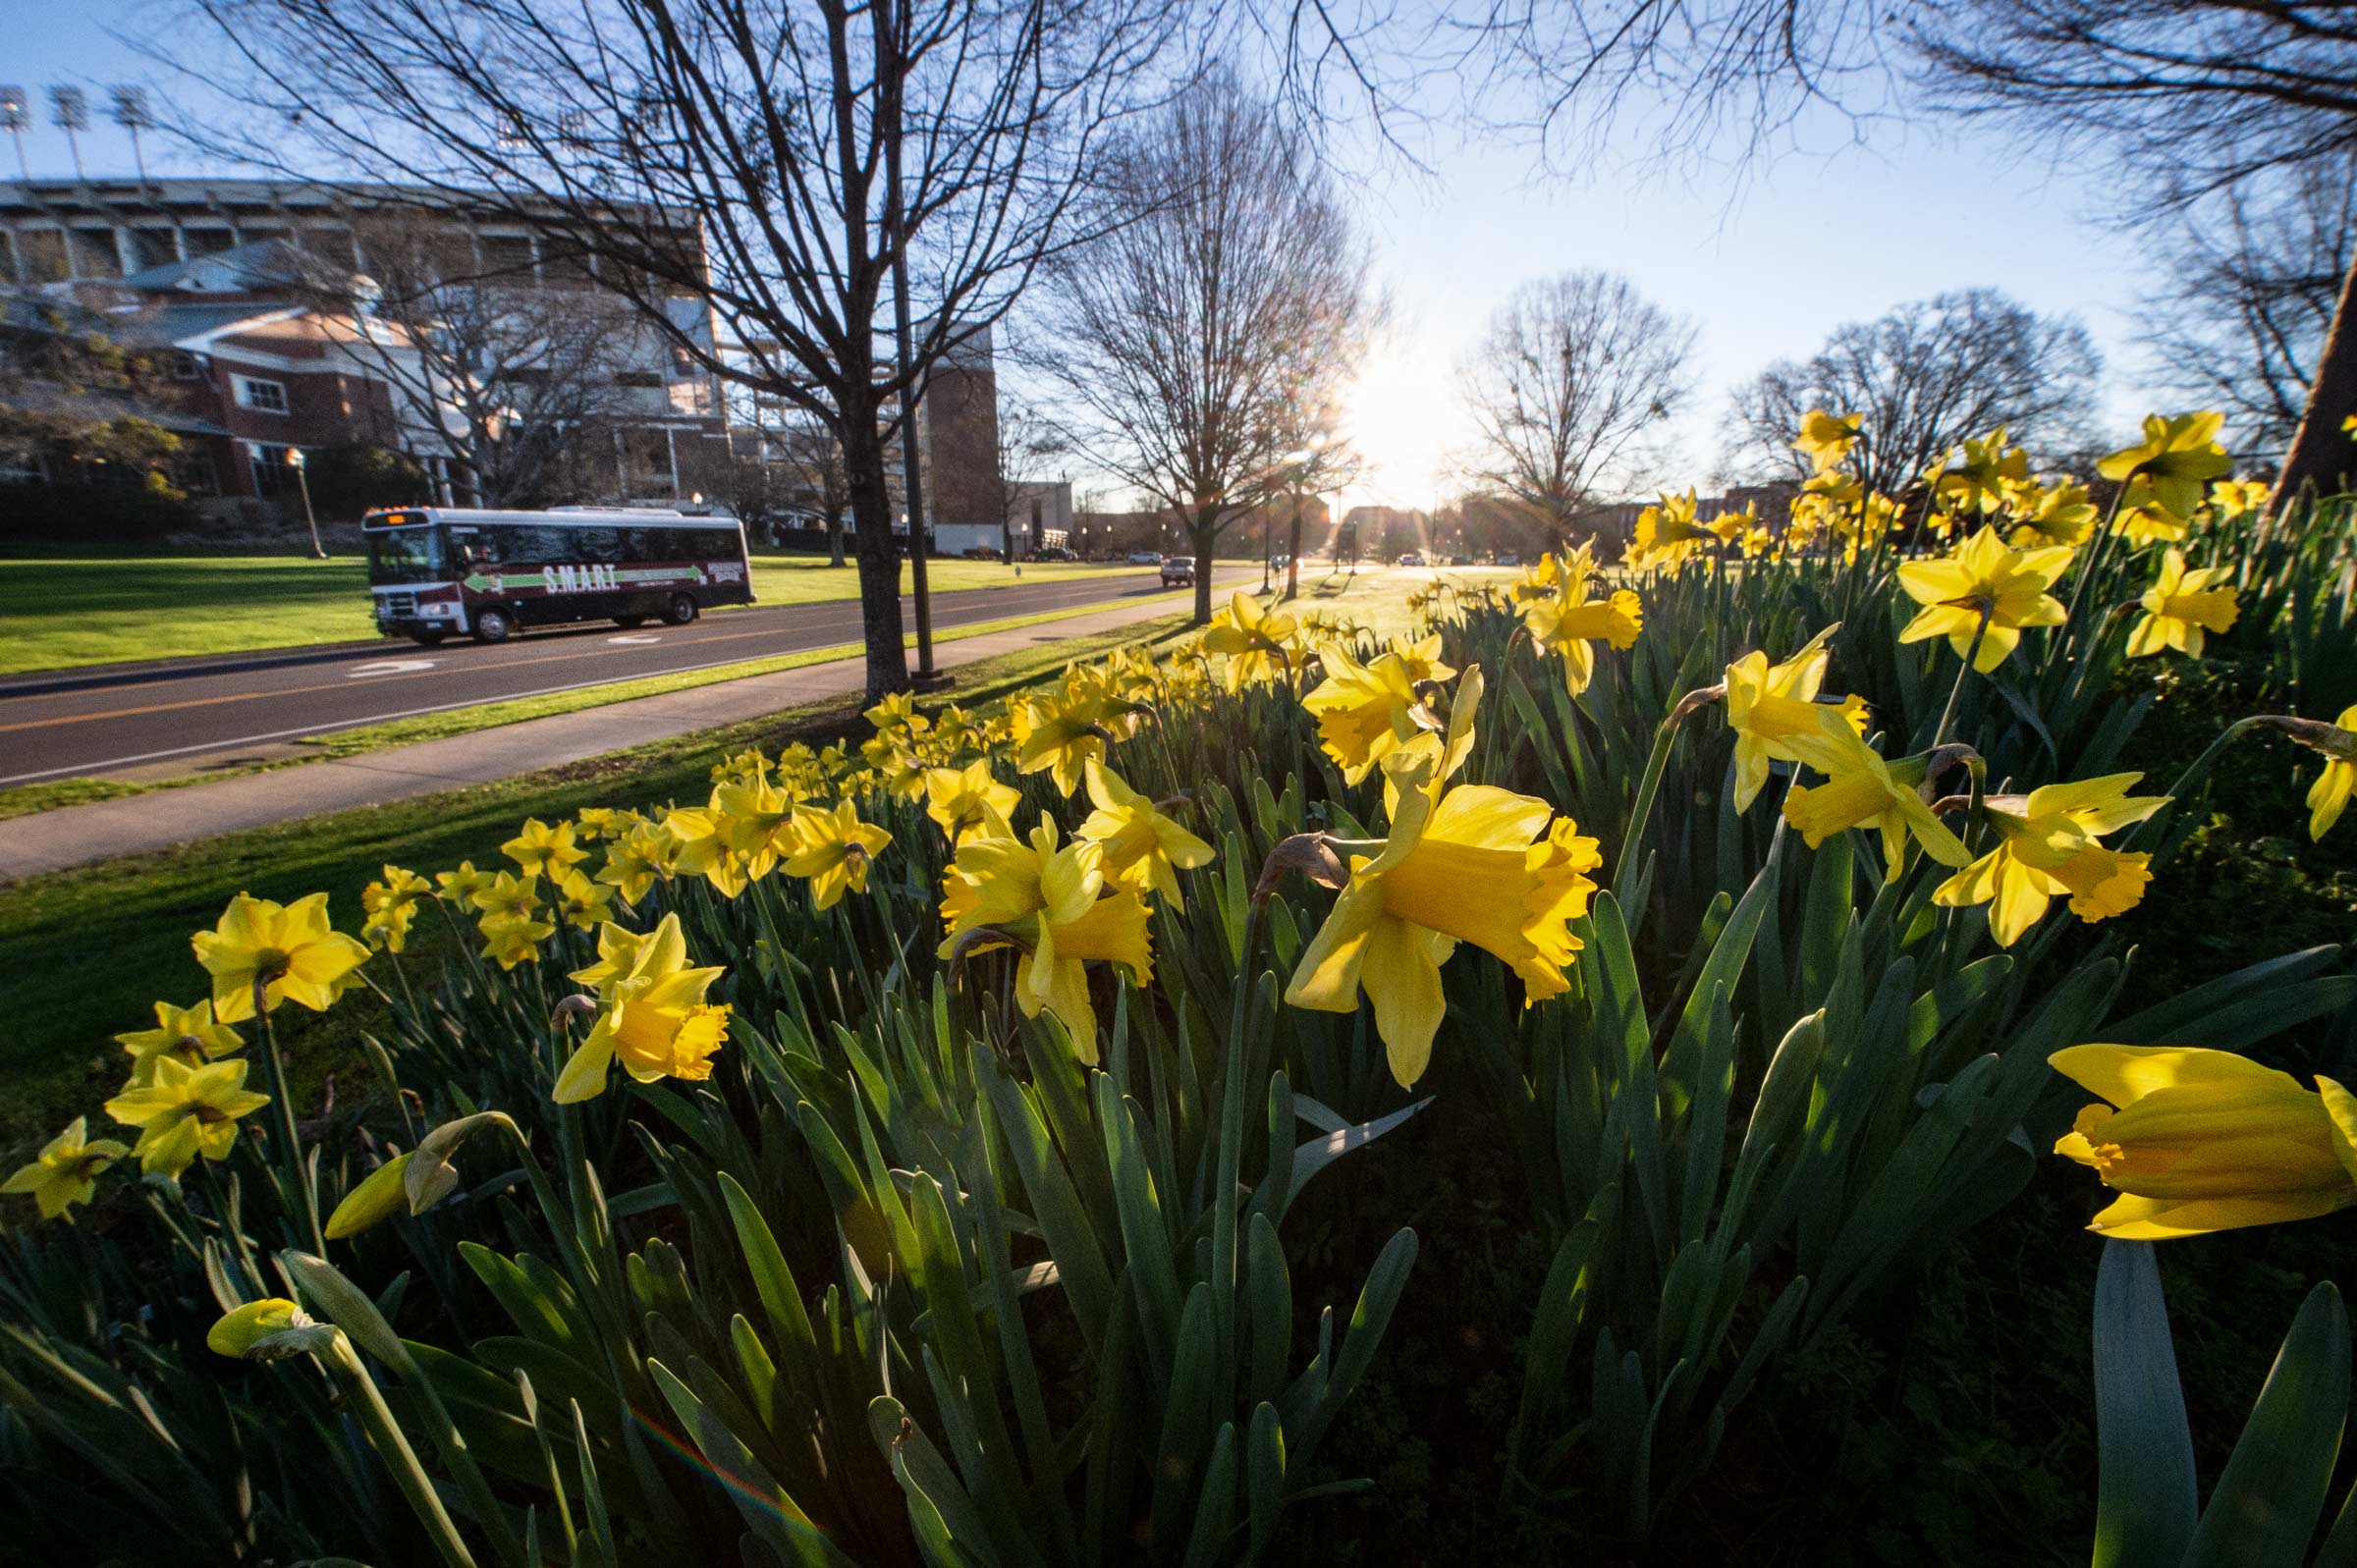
[361,507,754,646]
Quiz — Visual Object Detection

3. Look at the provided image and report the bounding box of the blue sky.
[8,2,2164,511]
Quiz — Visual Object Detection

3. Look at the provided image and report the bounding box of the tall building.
[1,177,727,514]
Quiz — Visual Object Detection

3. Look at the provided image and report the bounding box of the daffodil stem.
[1612,713,1684,912]
[320,1331,482,1568]
[257,1007,326,1257]
[1930,608,1994,750]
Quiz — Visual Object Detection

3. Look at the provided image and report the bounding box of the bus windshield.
[367,526,446,585]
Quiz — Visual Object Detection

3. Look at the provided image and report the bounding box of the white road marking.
[347,659,441,677]
[607,633,663,645]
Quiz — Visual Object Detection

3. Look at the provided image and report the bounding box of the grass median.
[0,551,1142,676]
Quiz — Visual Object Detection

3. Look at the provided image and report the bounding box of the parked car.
[1127,550,1163,566]
[1161,555,1196,586]
[1495,553,1519,568]
[1035,546,1079,562]
[1396,552,1424,568]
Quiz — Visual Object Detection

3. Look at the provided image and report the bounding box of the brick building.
[1,177,727,516]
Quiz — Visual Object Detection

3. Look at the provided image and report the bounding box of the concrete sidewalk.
[0,596,1182,883]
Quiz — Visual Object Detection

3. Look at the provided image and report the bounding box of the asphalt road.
[0,566,1245,786]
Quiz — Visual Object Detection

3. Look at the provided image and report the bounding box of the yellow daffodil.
[864,688,928,734]
[1792,408,1862,474]
[1077,758,1215,910]
[1780,714,1972,880]
[552,871,619,930]
[435,861,494,904]
[468,870,542,924]
[925,759,1022,845]
[479,911,555,970]
[1705,504,1756,544]
[1738,521,1776,559]
[597,820,678,904]
[2303,704,2357,839]
[1285,748,1597,1088]
[713,775,802,883]
[2210,478,2273,516]
[2099,411,2235,519]
[1520,544,1643,695]
[361,899,418,954]
[205,1298,313,1359]
[2126,550,2239,659]
[1012,669,1131,797]
[570,917,659,998]
[1932,774,2167,945]
[1301,642,1426,784]
[939,818,1155,1057]
[359,865,431,953]
[664,805,750,898]
[103,1055,272,1177]
[573,806,632,841]
[783,800,891,909]
[502,817,588,880]
[117,999,243,1086]
[2052,1045,2357,1239]
[2114,476,2190,547]
[192,892,371,1023]
[1204,591,1300,690]
[3,1117,130,1220]
[1628,490,1709,572]
[2006,478,2099,549]
[1934,426,2029,514]
[1895,524,2071,673]
[554,913,731,1102]
[1723,626,1869,812]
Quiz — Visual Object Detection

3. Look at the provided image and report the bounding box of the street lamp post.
[287,448,325,559]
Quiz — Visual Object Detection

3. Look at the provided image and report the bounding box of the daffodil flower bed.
[6,409,2357,1564]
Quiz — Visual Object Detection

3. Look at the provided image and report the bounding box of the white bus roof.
[362,508,741,531]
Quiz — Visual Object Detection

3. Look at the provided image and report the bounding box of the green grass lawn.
[0,553,1140,676]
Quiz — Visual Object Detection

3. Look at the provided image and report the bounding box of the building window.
[172,352,203,381]
[130,228,179,270]
[19,228,70,284]
[236,376,289,414]
[615,370,662,389]
[249,443,297,498]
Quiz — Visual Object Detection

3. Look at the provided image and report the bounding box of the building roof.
[119,239,320,295]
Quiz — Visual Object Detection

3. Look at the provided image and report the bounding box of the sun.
[1339,336,1467,511]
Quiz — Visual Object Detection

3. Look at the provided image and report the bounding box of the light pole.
[49,85,86,181]
[0,87,29,182]
[287,448,325,559]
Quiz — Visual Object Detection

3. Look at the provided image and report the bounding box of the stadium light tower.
[49,84,87,179]
[0,87,29,181]
[109,86,152,184]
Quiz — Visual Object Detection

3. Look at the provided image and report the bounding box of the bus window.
[366,526,446,585]
[571,526,622,562]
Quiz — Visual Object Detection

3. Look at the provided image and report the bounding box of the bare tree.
[309,222,643,507]
[1911,0,2357,501]
[0,297,187,487]
[1723,288,2102,494]
[1456,269,1694,551]
[2136,155,2357,464]
[1032,71,1377,623]
[171,0,1185,697]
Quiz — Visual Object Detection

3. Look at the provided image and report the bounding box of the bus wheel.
[664,593,699,625]
[614,614,647,629]
[472,607,514,644]
[410,629,448,647]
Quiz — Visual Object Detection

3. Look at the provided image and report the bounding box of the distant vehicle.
[1270,554,1292,570]
[1495,553,1519,567]
[1127,550,1163,566]
[1036,546,1079,562]
[960,545,1004,561]
[1396,552,1424,568]
[1449,553,1473,566]
[362,506,753,646]
[1161,555,1196,586]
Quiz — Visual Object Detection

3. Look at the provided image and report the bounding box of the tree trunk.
[839,414,910,698]
[2272,249,2357,517]
[1190,506,1221,624]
